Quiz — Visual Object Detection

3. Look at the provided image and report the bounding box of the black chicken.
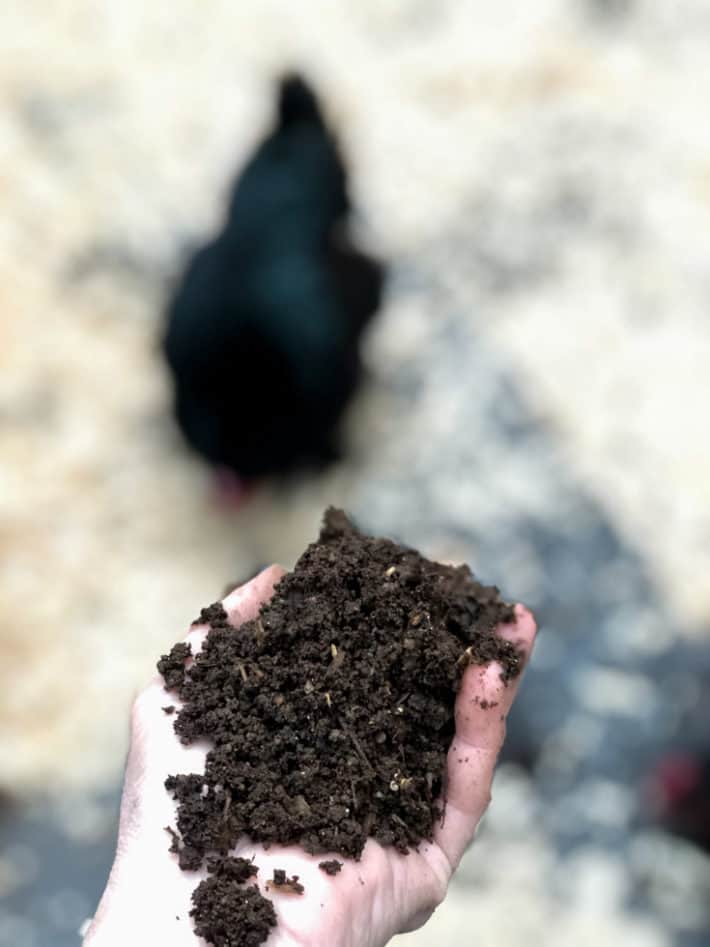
[163,75,384,500]
[647,752,710,853]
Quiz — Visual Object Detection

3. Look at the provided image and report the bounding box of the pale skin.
[84,565,537,947]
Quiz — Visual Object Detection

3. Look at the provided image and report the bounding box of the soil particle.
[206,854,259,883]
[159,508,522,945]
[475,697,499,710]
[318,859,343,875]
[156,642,191,691]
[192,602,229,627]
[268,869,305,895]
[191,880,276,947]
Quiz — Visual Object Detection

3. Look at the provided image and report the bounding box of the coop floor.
[2,3,710,946]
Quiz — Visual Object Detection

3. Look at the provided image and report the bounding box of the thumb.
[434,604,537,869]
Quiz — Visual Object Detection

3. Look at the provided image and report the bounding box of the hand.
[84,566,536,947]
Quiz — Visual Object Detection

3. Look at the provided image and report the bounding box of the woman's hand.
[84,566,536,947]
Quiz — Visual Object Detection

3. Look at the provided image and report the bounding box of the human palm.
[85,566,536,947]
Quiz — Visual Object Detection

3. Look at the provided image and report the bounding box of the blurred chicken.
[163,75,384,501]
[647,752,710,854]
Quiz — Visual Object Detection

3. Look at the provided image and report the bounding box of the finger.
[434,604,536,869]
[450,606,536,769]
[497,603,537,671]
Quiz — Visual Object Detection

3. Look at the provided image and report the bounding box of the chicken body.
[164,76,384,480]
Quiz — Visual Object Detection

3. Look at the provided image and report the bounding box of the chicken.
[648,752,710,853]
[163,75,384,496]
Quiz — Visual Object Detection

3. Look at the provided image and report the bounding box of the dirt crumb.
[268,869,305,895]
[191,880,276,947]
[192,602,229,627]
[157,642,191,691]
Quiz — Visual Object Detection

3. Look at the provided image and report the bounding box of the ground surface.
[1,2,710,946]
